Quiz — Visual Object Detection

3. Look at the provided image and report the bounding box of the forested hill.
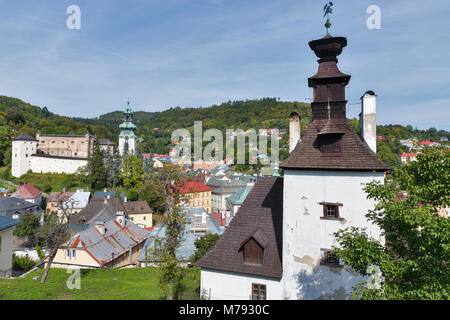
[0,95,449,169]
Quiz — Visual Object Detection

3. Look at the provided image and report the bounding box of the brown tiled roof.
[195,177,283,279]
[123,201,152,214]
[280,119,391,171]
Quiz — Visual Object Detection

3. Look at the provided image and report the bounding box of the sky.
[0,0,449,130]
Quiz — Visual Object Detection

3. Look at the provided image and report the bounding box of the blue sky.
[0,0,448,130]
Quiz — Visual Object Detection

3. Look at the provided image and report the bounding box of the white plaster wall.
[0,227,14,277]
[201,268,283,300]
[282,170,384,300]
[12,140,36,178]
[30,156,88,175]
[361,95,377,154]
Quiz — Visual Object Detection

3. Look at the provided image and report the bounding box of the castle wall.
[36,133,94,158]
[30,155,88,175]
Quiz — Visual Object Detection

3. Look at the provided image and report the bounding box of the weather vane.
[323,2,333,35]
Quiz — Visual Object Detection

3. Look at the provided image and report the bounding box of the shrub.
[12,253,38,271]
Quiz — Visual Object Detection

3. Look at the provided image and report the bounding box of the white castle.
[12,102,136,178]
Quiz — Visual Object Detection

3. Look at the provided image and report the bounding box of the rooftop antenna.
[323,2,333,35]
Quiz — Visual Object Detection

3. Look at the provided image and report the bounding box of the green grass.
[0,267,200,300]
[11,172,88,193]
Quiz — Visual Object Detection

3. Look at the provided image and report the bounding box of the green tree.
[334,147,450,300]
[190,233,220,264]
[13,212,41,246]
[119,155,144,188]
[86,142,107,190]
[148,163,192,300]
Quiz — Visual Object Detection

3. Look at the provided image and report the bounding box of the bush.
[12,253,38,271]
[127,189,139,201]
[42,185,52,193]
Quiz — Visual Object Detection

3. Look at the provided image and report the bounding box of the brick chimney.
[360,90,377,154]
[289,112,301,153]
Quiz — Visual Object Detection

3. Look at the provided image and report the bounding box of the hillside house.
[49,212,149,269]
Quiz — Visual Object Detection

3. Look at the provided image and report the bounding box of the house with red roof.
[176,180,212,213]
[399,152,422,165]
[11,183,42,206]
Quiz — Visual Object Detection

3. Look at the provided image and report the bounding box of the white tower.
[12,132,37,178]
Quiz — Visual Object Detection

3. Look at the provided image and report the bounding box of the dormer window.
[319,135,342,153]
[317,121,344,153]
[243,238,264,264]
[241,229,269,265]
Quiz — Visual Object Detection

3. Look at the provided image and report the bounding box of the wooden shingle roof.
[195,177,283,279]
[280,119,391,171]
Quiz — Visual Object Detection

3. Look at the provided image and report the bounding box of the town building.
[207,176,248,214]
[11,129,114,178]
[0,196,43,220]
[196,32,391,300]
[0,215,21,277]
[123,201,153,229]
[0,188,10,197]
[11,105,130,177]
[49,211,150,269]
[137,207,224,267]
[10,183,42,206]
[46,190,90,215]
[178,180,212,213]
[225,186,253,217]
[399,152,422,165]
[36,130,94,158]
[69,197,153,231]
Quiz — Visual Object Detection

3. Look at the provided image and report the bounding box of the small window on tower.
[319,202,343,220]
[321,249,343,267]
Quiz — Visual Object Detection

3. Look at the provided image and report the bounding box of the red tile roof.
[12,183,41,199]
[420,141,433,145]
[210,213,227,227]
[400,153,421,157]
[177,180,211,194]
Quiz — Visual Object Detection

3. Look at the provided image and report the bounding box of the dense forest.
[0,95,448,173]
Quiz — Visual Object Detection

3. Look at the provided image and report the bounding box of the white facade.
[118,136,136,156]
[12,139,37,178]
[282,169,384,299]
[29,156,88,175]
[201,268,283,300]
[12,139,88,178]
[0,227,15,278]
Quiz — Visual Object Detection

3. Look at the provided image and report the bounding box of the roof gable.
[195,177,283,279]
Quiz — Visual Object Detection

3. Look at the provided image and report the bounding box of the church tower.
[118,101,137,156]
